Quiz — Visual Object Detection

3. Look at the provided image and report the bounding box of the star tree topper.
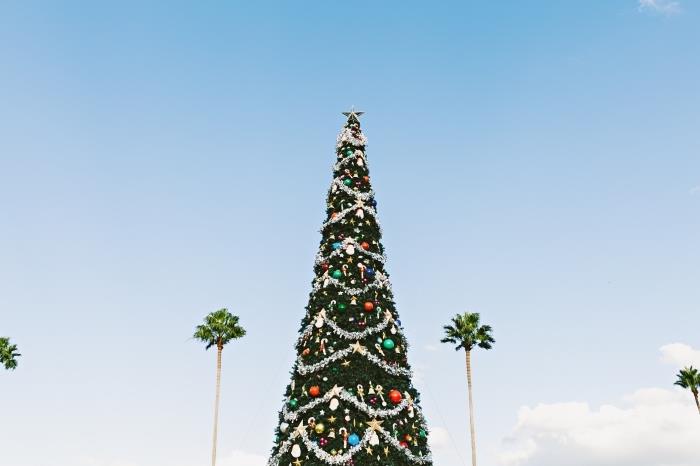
[342,106,364,122]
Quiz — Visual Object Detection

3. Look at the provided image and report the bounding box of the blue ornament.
[348,433,360,446]
[332,242,342,250]
[366,267,375,277]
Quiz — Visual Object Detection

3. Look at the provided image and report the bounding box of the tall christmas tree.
[268,110,432,466]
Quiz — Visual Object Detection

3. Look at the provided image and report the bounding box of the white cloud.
[219,449,267,466]
[661,343,700,368]
[498,344,700,466]
[638,0,682,15]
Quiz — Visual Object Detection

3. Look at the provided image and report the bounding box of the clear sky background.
[1,1,699,466]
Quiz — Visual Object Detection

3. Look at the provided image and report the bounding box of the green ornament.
[343,178,353,186]
[332,269,342,279]
[345,148,354,156]
[419,429,427,439]
[382,338,395,350]
[288,398,298,409]
[337,302,347,311]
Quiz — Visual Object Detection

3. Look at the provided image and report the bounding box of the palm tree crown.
[441,312,495,352]
[194,308,246,350]
[0,337,21,370]
[675,366,700,393]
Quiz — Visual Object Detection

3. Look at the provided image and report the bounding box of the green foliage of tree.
[0,337,21,371]
[674,366,700,415]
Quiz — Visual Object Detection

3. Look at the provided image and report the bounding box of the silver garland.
[336,127,367,148]
[311,274,391,295]
[281,386,414,423]
[320,203,379,230]
[268,424,431,466]
[331,177,374,201]
[296,343,412,377]
[298,313,392,344]
[314,237,387,266]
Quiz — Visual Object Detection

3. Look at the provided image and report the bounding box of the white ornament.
[329,398,339,411]
[291,444,301,458]
[346,244,355,256]
[370,431,380,446]
[280,422,289,433]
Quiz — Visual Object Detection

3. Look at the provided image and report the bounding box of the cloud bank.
[498,344,700,466]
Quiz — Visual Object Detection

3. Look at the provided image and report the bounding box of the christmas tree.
[268,110,433,466]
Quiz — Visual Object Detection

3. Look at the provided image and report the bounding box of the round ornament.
[382,338,395,350]
[360,241,370,250]
[332,270,342,279]
[321,262,329,271]
[329,398,340,411]
[280,422,289,433]
[289,398,299,408]
[388,389,402,405]
[343,178,353,186]
[332,242,342,250]
[366,267,375,277]
[363,301,374,312]
[399,441,409,448]
[337,302,347,311]
[419,429,427,439]
[346,244,355,255]
[404,434,413,442]
[345,148,353,156]
[309,386,321,397]
[348,433,360,446]
[315,423,325,434]
[291,444,302,458]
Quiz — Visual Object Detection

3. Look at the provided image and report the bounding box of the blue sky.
[1,1,699,466]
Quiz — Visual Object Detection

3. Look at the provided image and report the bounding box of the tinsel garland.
[281,386,413,423]
[314,237,386,266]
[336,128,367,148]
[298,312,392,343]
[311,274,391,295]
[320,203,379,230]
[295,344,412,377]
[331,177,375,201]
[333,150,365,172]
[268,424,431,466]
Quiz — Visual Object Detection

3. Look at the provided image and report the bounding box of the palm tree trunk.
[694,391,700,416]
[212,344,223,466]
[465,349,477,466]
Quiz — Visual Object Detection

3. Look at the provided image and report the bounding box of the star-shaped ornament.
[350,341,367,354]
[342,107,364,121]
[293,421,307,438]
[365,418,384,431]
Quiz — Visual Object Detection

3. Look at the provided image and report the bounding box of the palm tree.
[194,309,246,466]
[441,312,494,466]
[675,366,700,415]
[0,337,21,370]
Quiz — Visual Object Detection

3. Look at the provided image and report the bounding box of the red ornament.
[360,241,370,250]
[358,321,366,329]
[321,263,329,271]
[363,176,370,183]
[363,301,374,312]
[331,212,338,219]
[400,441,409,448]
[309,386,321,397]
[388,389,402,405]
